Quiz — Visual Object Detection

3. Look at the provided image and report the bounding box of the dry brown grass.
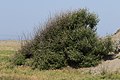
[0,40,21,51]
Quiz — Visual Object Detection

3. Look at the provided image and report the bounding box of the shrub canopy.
[13,9,113,70]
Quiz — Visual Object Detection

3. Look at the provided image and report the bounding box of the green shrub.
[13,9,113,70]
[13,52,25,65]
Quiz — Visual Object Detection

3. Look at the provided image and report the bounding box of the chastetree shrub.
[13,9,113,70]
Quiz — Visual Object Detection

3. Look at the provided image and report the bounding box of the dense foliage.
[13,9,113,70]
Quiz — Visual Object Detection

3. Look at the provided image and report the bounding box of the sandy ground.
[90,59,120,74]
[85,53,120,74]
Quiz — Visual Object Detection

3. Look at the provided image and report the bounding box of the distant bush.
[13,9,113,70]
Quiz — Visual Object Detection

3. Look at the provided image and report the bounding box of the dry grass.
[0,40,120,80]
[0,40,21,51]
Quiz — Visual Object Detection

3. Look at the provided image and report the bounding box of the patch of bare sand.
[85,53,120,75]
[90,59,120,74]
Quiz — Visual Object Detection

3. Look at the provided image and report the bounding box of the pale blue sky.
[0,0,120,40]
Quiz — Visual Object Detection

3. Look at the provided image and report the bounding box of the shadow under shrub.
[13,9,113,70]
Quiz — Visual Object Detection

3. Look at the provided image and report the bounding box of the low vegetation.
[0,50,120,80]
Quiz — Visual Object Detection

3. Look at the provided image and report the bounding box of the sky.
[0,0,120,40]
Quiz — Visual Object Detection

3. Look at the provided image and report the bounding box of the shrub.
[13,9,113,70]
[13,52,25,65]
